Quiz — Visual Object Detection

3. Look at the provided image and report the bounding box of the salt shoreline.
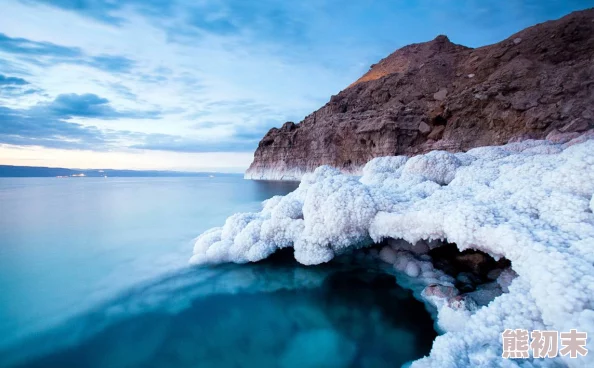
[192,131,594,367]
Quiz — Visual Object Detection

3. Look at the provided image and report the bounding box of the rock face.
[245,8,594,180]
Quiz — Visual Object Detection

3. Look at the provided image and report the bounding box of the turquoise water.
[0,177,436,368]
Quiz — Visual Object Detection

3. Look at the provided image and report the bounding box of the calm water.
[0,177,436,368]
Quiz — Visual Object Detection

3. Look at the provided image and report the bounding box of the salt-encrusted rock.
[410,240,430,255]
[546,129,582,143]
[387,238,412,251]
[456,272,482,286]
[426,239,445,249]
[419,254,432,262]
[393,257,408,270]
[378,245,398,264]
[466,283,504,306]
[246,9,594,180]
[496,268,518,293]
[194,134,594,368]
[447,294,478,312]
[405,262,421,278]
[486,268,503,281]
[418,261,434,273]
[402,151,462,185]
[423,284,459,300]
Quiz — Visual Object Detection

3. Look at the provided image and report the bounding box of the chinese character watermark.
[560,329,588,358]
[502,329,588,359]
[531,330,558,358]
[503,329,529,358]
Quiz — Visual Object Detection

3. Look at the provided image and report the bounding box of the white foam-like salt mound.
[191,135,594,367]
[244,167,306,181]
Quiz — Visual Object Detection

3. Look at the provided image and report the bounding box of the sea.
[0,177,436,368]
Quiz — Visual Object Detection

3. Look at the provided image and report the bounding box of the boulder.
[433,88,448,101]
[428,125,446,140]
[418,121,432,134]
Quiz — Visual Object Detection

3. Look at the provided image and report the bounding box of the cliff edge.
[245,8,594,180]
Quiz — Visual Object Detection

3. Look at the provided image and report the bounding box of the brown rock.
[428,125,446,140]
[245,9,594,180]
[418,121,431,134]
[433,88,448,101]
[546,129,582,143]
[560,117,591,132]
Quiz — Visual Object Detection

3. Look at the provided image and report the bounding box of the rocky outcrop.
[245,8,594,180]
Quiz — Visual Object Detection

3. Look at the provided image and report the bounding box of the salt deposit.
[191,132,594,367]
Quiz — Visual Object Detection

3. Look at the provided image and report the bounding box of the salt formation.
[191,133,594,367]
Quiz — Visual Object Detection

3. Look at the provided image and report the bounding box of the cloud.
[23,0,176,25]
[0,92,163,150]
[0,58,31,75]
[0,93,256,152]
[190,121,232,129]
[20,1,310,49]
[0,74,29,85]
[185,1,308,42]
[48,93,110,116]
[0,86,41,98]
[108,83,137,101]
[0,74,39,97]
[89,55,136,73]
[129,134,257,153]
[0,32,82,58]
[39,93,159,119]
[23,0,124,24]
[0,33,135,74]
[0,105,113,150]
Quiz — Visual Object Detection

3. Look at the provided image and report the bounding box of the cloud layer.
[0,0,591,170]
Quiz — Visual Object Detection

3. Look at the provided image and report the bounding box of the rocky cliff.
[245,9,594,180]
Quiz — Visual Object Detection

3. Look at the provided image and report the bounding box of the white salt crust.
[192,133,594,367]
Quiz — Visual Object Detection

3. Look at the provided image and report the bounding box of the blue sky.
[0,0,591,171]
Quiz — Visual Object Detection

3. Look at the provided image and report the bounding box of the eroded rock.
[245,9,594,180]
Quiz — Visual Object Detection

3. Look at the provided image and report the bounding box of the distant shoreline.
[0,165,243,178]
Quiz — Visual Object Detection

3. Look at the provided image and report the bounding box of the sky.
[0,0,592,172]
